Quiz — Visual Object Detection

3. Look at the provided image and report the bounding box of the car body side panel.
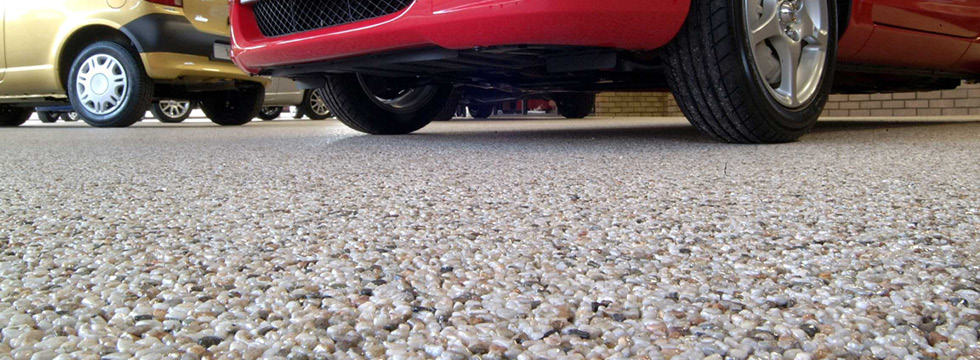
[0,0,258,101]
[182,0,233,37]
[955,39,980,72]
[871,0,980,38]
[263,77,304,106]
[1,0,76,96]
[838,0,978,71]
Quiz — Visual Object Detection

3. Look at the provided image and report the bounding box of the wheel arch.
[57,25,142,90]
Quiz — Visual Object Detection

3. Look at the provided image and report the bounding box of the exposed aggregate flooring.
[0,117,978,359]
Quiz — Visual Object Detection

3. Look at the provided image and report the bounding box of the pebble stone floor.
[0,117,978,360]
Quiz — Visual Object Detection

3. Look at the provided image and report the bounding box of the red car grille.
[252,0,413,37]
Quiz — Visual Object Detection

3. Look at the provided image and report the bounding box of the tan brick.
[893,109,917,116]
[870,109,893,117]
[929,99,955,108]
[969,89,980,98]
[849,109,871,117]
[882,100,904,109]
[917,108,942,116]
[892,92,916,100]
[941,89,969,99]
[917,91,942,99]
[824,102,839,109]
[840,102,860,109]
[943,108,969,116]
[954,98,980,108]
[828,94,849,101]
[860,101,882,109]
[825,110,850,117]
[848,94,871,101]
[905,100,929,108]
[870,93,892,100]
[971,108,980,116]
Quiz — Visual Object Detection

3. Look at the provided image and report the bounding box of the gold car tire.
[37,111,60,123]
[67,41,153,128]
[0,106,32,127]
[199,84,264,126]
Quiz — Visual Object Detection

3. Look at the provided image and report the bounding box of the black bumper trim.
[121,13,229,58]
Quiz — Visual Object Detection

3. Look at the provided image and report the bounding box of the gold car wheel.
[309,88,331,116]
[75,54,128,116]
[159,100,192,119]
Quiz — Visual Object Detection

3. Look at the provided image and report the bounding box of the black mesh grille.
[253,0,414,37]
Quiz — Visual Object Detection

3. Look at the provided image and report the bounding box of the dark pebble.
[540,329,559,339]
[197,336,223,348]
[359,289,374,296]
[567,329,592,339]
[612,313,626,322]
[133,315,153,321]
[800,323,819,338]
[440,266,454,273]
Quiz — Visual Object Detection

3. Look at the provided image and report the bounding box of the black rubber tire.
[299,89,333,120]
[434,91,461,121]
[258,106,283,121]
[554,93,595,119]
[468,103,494,119]
[150,101,194,123]
[663,0,836,143]
[200,84,264,126]
[68,41,153,128]
[320,74,452,134]
[38,111,60,123]
[0,107,31,127]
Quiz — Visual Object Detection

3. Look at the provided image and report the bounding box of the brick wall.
[823,82,980,117]
[595,92,683,117]
[595,82,980,117]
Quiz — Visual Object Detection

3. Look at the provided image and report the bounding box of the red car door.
[843,0,980,71]
[872,0,980,38]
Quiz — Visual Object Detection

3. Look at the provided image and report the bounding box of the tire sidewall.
[323,74,451,134]
[152,101,193,123]
[68,41,149,128]
[732,0,837,133]
[200,84,263,126]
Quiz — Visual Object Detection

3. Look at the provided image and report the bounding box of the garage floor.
[1,118,978,359]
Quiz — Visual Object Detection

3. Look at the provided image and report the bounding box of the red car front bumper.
[231,0,690,74]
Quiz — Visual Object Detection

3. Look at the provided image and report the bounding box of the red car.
[230,0,980,143]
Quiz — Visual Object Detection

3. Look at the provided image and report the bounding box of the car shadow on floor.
[15,118,979,147]
[423,118,977,141]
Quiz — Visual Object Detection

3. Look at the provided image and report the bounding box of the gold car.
[0,0,265,127]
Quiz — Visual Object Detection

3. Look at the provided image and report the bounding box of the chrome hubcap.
[76,54,128,115]
[159,100,191,118]
[745,0,829,108]
[309,88,331,116]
